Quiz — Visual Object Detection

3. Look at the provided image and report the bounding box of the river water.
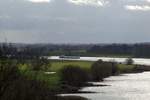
[49,56,150,100]
[61,72,150,100]
[49,56,150,65]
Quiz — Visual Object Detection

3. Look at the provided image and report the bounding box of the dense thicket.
[60,65,88,87]
[0,60,56,100]
[91,60,118,81]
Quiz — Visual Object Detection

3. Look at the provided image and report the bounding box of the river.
[49,56,150,100]
[61,72,150,100]
[49,56,150,65]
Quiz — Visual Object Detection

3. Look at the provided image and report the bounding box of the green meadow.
[19,60,136,90]
[1,59,137,91]
[50,60,94,72]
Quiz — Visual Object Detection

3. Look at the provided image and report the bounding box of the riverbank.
[53,60,150,94]
[20,60,150,92]
[1,58,150,100]
[48,60,149,94]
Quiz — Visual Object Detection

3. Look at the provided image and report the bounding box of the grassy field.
[50,60,94,72]
[117,64,135,73]
[50,60,136,73]
[18,60,136,90]
[18,60,93,90]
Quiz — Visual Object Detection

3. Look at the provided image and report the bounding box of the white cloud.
[146,0,150,3]
[125,5,150,11]
[28,0,51,3]
[67,0,109,7]
[122,0,150,3]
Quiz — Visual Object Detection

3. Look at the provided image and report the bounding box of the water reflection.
[62,72,150,100]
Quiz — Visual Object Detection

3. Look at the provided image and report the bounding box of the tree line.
[88,43,150,58]
[2,43,150,58]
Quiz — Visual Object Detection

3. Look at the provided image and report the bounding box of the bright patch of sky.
[123,0,150,11]
[67,0,109,7]
[28,0,51,3]
[125,5,150,11]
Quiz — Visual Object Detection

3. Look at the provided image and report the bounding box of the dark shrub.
[1,78,57,100]
[60,96,88,100]
[125,58,134,65]
[91,60,118,81]
[0,60,19,81]
[0,60,20,97]
[60,65,88,87]
[111,62,118,75]
[31,57,50,71]
[0,60,56,100]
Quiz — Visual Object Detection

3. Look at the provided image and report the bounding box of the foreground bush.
[91,60,118,81]
[60,65,88,87]
[1,78,58,100]
[0,60,19,97]
[0,60,57,100]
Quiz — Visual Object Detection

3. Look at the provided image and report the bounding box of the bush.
[91,60,118,81]
[1,78,57,100]
[31,57,51,71]
[110,61,118,75]
[60,96,88,100]
[0,60,19,86]
[0,60,20,99]
[125,58,134,65]
[0,60,57,100]
[60,65,88,87]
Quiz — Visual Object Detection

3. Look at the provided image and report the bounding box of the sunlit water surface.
[61,72,150,100]
[50,56,150,100]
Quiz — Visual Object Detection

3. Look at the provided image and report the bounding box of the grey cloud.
[0,0,150,43]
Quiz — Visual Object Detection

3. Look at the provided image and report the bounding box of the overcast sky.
[0,0,150,44]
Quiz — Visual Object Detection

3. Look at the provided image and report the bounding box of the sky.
[0,0,150,44]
